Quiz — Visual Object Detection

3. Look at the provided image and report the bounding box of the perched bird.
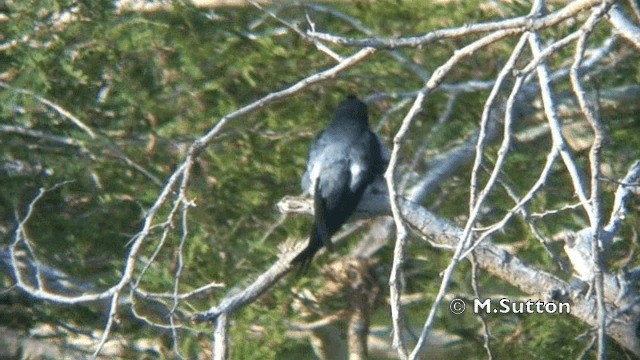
[293,95,386,270]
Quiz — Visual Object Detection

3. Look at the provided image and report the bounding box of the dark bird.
[293,95,386,270]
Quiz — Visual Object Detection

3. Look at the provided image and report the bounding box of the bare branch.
[529,32,591,214]
[0,82,96,139]
[470,33,528,212]
[400,200,640,356]
[605,160,640,234]
[570,3,615,357]
[0,125,85,148]
[382,27,523,360]
[291,2,430,81]
[470,255,493,360]
[409,28,528,360]
[213,314,228,360]
[249,1,343,62]
[608,4,640,49]
[307,0,602,48]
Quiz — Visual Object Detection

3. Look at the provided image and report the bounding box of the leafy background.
[1,0,639,358]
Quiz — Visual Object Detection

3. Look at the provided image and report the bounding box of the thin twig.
[0,81,96,138]
[570,3,615,357]
[470,33,529,210]
[249,1,343,61]
[470,255,493,360]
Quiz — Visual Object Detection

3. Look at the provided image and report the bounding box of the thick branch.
[276,164,640,356]
[609,4,640,49]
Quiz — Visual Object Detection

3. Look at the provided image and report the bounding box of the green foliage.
[1,0,638,358]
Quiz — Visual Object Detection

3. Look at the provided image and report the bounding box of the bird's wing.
[301,130,328,193]
[316,156,351,210]
[348,130,383,193]
[312,178,331,250]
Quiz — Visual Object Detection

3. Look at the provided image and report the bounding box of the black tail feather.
[291,218,332,274]
[312,181,331,251]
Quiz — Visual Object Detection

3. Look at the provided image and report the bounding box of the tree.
[1,0,640,358]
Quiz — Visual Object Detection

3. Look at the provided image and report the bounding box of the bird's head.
[335,95,369,125]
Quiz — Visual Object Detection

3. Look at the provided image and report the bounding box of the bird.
[292,95,386,271]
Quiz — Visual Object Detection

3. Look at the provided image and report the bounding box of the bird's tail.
[291,181,331,273]
[291,225,324,273]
